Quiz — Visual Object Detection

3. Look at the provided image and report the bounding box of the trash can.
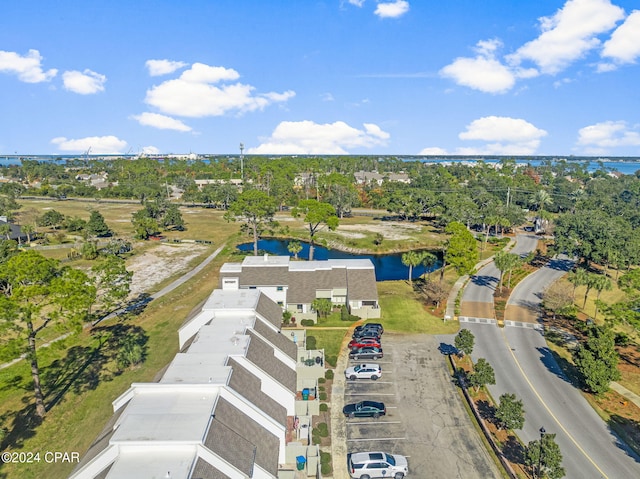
[302,388,309,400]
[296,455,306,471]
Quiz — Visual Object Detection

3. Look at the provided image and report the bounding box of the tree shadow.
[476,399,496,424]
[608,414,640,463]
[502,434,526,465]
[0,323,148,452]
[535,346,572,385]
[470,274,498,288]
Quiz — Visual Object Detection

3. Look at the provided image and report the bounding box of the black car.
[349,346,383,360]
[343,400,386,418]
[352,328,382,340]
[354,323,384,335]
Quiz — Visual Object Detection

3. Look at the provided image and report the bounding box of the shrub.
[301,319,315,327]
[320,451,331,464]
[319,392,327,401]
[306,335,317,349]
[340,305,349,321]
[318,377,326,384]
[325,354,337,367]
[319,403,328,412]
[325,369,334,380]
[318,385,325,392]
[312,434,321,445]
[321,462,332,475]
[316,422,329,437]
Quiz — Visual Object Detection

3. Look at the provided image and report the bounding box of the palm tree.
[401,250,422,283]
[568,268,589,300]
[530,190,553,213]
[0,223,11,240]
[21,224,34,243]
[592,274,612,320]
[287,240,302,260]
[421,251,437,281]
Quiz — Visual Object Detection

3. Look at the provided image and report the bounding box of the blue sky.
[1,0,639,156]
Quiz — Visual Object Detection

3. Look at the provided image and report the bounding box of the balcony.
[279,443,321,478]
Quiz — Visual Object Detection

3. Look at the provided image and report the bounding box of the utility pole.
[506,186,511,209]
[239,143,244,183]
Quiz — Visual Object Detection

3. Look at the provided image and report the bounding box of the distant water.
[237,238,442,282]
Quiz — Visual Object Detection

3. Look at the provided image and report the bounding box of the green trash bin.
[296,455,306,470]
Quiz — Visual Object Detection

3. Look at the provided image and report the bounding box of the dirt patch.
[126,242,208,298]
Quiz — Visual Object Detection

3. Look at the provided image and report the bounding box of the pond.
[237,239,442,281]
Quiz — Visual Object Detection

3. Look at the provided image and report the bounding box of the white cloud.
[62,69,106,94]
[144,62,295,117]
[374,1,409,19]
[347,0,366,6]
[321,92,335,102]
[440,40,515,94]
[599,10,640,69]
[507,0,624,75]
[51,135,128,154]
[418,147,448,155]
[0,49,57,83]
[248,120,390,154]
[131,112,192,132]
[141,146,161,155]
[145,59,187,76]
[576,121,640,153]
[456,116,547,154]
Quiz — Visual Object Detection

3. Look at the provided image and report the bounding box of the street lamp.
[239,143,244,183]
[537,426,546,478]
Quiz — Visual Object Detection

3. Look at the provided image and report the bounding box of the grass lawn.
[0,251,232,479]
[377,281,459,334]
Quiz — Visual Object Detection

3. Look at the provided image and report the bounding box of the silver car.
[344,363,381,380]
[348,451,408,479]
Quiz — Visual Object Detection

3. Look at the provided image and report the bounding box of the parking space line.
[345,393,395,396]
[347,437,406,442]
[346,421,401,425]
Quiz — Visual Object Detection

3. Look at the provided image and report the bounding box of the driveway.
[343,334,500,479]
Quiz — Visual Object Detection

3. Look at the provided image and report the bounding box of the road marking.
[346,421,401,425]
[345,381,393,384]
[502,329,609,479]
[347,437,406,442]
[345,393,396,396]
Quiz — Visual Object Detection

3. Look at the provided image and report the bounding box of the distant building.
[0,216,26,242]
[220,255,380,320]
[354,170,410,186]
[70,289,323,479]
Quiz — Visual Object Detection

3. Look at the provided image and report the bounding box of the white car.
[348,451,408,479]
[344,363,381,380]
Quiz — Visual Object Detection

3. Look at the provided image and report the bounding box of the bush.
[340,305,349,321]
[320,451,331,464]
[319,403,328,412]
[319,392,327,401]
[325,354,337,367]
[318,377,326,384]
[306,335,317,349]
[316,422,329,437]
[318,385,325,392]
[301,319,315,327]
[321,462,332,475]
[325,369,334,380]
[615,332,630,346]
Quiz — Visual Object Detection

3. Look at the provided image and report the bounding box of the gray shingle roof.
[205,397,279,476]
[227,357,287,426]
[253,319,297,360]
[246,332,296,392]
[256,293,285,329]
[346,268,378,301]
[191,457,231,479]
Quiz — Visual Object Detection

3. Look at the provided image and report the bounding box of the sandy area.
[336,221,422,240]
[126,242,208,298]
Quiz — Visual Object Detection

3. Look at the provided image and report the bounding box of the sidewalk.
[329,321,363,479]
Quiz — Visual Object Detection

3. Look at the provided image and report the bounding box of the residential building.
[353,170,410,186]
[219,255,380,321]
[0,216,27,243]
[70,289,323,479]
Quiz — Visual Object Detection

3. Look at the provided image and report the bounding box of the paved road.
[505,256,573,324]
[457,233,640,478]
[463,323,640,478]
[461,234,539,319]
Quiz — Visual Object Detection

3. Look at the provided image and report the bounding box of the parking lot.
[342,334,500,478]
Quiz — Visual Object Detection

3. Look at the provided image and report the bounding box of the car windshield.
[354,365,362,372]
[385,453,396,466]
[356,401,364,409]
